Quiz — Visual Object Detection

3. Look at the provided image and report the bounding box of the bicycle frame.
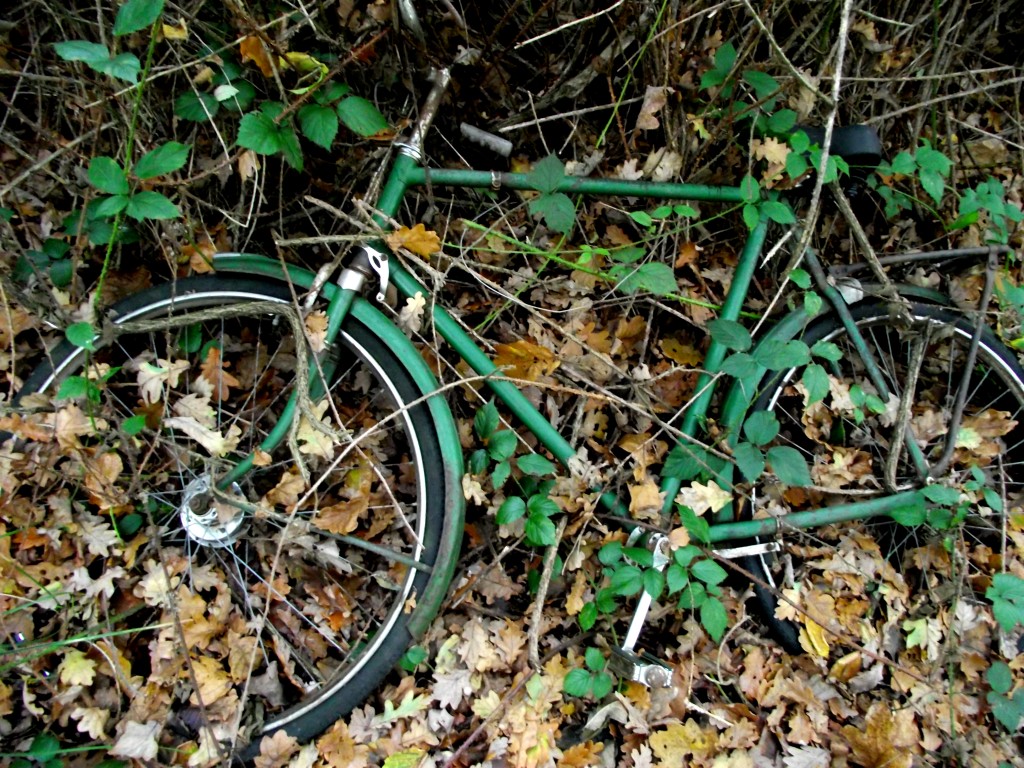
[209,70,961,673]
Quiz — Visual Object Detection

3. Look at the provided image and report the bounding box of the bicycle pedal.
[608,647,673,688]
[712,541,782,559]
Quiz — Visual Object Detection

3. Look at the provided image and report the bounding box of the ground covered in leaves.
[2,1,1024,767]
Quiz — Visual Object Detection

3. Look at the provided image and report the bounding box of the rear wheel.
[742,301,1024,657]
[16,276,456,757]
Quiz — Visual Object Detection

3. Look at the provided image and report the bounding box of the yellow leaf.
[59,649,97,686]
[383,750,425,768]
[650,720,716,762]
[240,36,274,78]
[280,51,328,75]
[161,20,188,40]
[628,480,664,522]
[385,223,442,257]
[661,337,701,366]
[674,480,731,516]
[801,618,831,657]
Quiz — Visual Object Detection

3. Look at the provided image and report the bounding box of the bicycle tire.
[740,300,1024,655]
[16,275,455,757]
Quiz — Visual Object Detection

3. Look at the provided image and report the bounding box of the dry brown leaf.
[305,311,328,352]
[385,223,442,257]
[59,649,97,686]
[650,719,717,763]
[628,480,663,522]
[317,719,370,768]
[240,35,275,78]
[109,720,161,761]
[635,86,673,131]
[254,729,300,768]
[841,702,915,768]
[558,741,605,768]
[494,339,560,381]
[661,337,701,366]
[238,149,260,181]
[199,346,241,400]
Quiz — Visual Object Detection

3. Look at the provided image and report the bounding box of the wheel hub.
[179,476,247,548]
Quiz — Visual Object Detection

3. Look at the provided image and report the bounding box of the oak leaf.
[675,480,731,516]
[494,339,560,381]
[71,706,110,739]
[317,719,370,768]
[199,346,241,400]
[840,702,914,768]
[164,416,241,457]
[398,292,427,334]
[110,720,161,760]
[254,729,300,768]
[385,223,441,257]
[59,649,97,686]
[635,86,673,131]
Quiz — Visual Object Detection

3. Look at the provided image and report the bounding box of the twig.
[528,517,567,670]
[740,0,834,108]
[865,75,1024,124]
[514,0,625,50]
[0,121,117,198]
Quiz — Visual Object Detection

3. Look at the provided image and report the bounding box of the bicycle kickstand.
[608,533,674,688]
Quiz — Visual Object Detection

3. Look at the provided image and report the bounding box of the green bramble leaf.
[496,496,526,525]
[753,339,811,369]
[719,352,758,378]
[708,318,752,352]
[122,414,147,435]
[742,70,778,99]
[487,429,517,462]
[54,40,110,65]
[527,154,565,195]
[760,200,796,224]
[474,401,499,440]
[732,441,765,482]
[700,597,728,641]
[491,460,510,490]
[98,53,142,83]
[237,112,282,154]
[125,191,179,220]
[89,157,129,195]
[175,91,219,121]
[767,445,812,486]
[743,410,780,447]
[802,363,830,405]
[610,565,644,596]
[599,541,623,565]
[691,558,727,586]
[525,514,557,546]
[94,195,130,217]
[564,668,592,697]
[518,453,556,476]
[113,0,165,36]
[610,262,675,296]
[66,321,96,351]
[584,647,605,672]
[299,104,340,150]
[529,192,575,234]
[337,96,388,137]
[631,210,654,228]
[789,268,811,289]
[578,602,597,631]
[135,142,190,179]
[527,494,559,518]
[278,125,304,171]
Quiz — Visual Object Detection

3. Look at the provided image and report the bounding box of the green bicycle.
[13,67,1024,759]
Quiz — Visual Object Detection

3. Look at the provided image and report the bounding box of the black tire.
[15,276,452,758]
[741,301,1024,655]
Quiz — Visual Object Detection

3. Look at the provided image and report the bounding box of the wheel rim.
[25,287,436,749]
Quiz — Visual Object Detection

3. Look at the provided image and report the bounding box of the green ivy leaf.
[766,445,812,486]
[700,597,728,641]
[496,496,525,525]
[518,453,556,476]
[337,96,388,137]
[135,142,190,179]
[299,104,340,150]
[126,191,179,220]
[66,321,96,351]
[113,0,165,36]
[175,91,219,121]
[708,318,752,352]
[802,363,830,405]
[88,157,129,195]
[733,441,765,482]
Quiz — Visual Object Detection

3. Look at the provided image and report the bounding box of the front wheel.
[15,276,458,758]
[741,301,1024,657]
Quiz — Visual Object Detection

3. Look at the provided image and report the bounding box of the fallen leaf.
[240,35,275,78]
[399,292,428,334]
[163,416,241,457]
[255,729,300,768]
[675,480,731,516]
[199,346,241,400]
[635,86,674,131]
[494,339,560,381]
[385,223,441,257]
[59,649,97,686]
[110,720,161,760]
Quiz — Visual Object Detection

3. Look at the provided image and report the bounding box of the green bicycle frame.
[217,139,924,543]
